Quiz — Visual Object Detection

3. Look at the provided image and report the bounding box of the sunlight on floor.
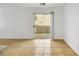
[34,34,50,39]
[34,39,51,56]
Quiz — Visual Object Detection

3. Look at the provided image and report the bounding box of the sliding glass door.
[34,13,52,39]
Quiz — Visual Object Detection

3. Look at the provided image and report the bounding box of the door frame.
[33,12,54,39]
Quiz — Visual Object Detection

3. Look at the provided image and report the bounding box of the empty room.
[0,3,79,56]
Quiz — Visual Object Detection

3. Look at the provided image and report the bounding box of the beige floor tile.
[0,39,77,56]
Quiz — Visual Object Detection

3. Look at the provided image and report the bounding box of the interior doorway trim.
[33,12,54,39]
[50,12,54,40]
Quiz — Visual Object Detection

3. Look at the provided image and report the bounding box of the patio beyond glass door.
[34,13,51,39]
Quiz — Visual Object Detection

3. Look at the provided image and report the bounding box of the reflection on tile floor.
[34,39,51,56]
[0,39,77,56]
[51,40,77,56]
[34,34,50,39]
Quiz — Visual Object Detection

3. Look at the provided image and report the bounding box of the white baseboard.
[53,39,63,40]
[64,39,79,55]
[0,38,32,40]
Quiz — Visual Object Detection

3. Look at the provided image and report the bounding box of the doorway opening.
[33,13,53,39]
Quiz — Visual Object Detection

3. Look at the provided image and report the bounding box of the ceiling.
[0,3,65,8]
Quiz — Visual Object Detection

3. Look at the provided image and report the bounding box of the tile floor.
[34,34,50,39]
[51,40,77,56]
[34,39,51,56]
[0,39,77,56]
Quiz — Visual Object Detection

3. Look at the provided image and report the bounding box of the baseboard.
[64,39,79,55]
[53,39,64,40]
[0,38,32,40]
[53,39,79,55]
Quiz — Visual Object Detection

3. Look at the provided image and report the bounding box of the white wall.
[54,7,64,39]
[64,3,79,55]
[0,5,64,39]
[0,6,33,39]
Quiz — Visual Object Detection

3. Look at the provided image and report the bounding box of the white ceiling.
[17,3,65,8]
[0,3,65,8]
